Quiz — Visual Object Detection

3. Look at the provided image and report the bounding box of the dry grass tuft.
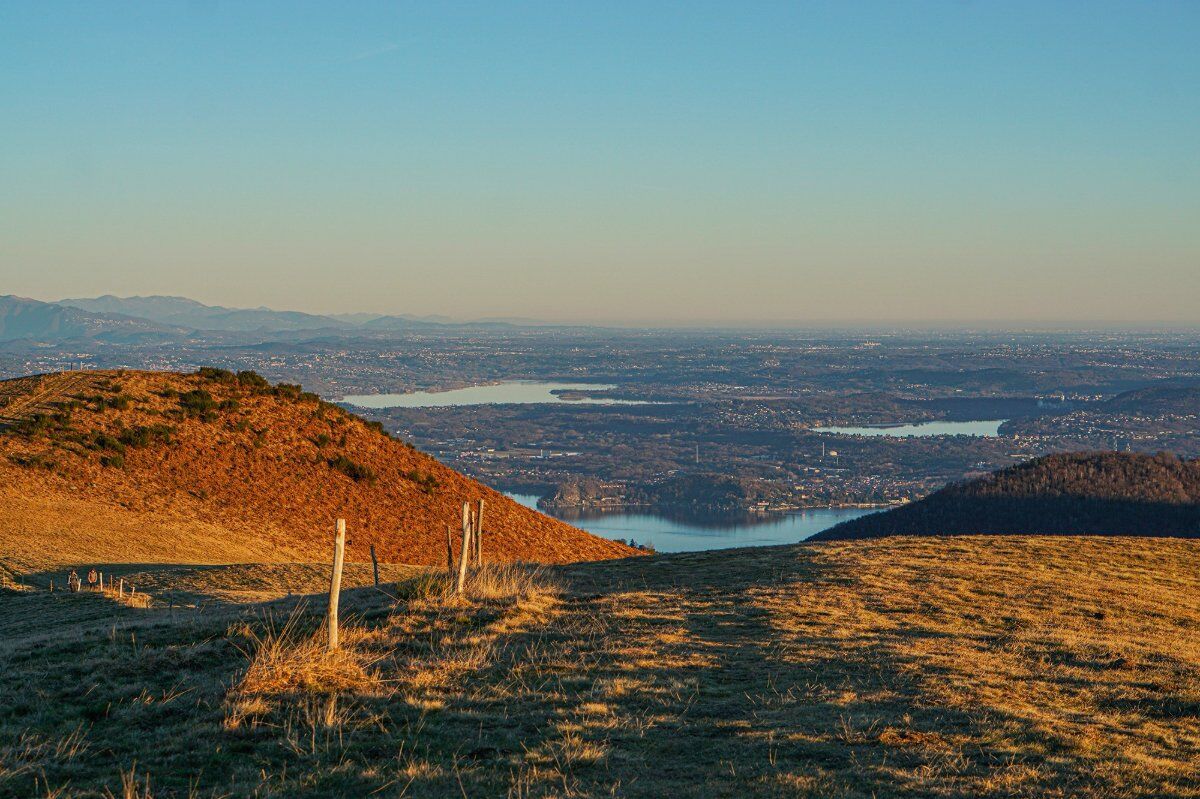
[103,766,153,799]
[461,562,559,603]
[225,610,380,730]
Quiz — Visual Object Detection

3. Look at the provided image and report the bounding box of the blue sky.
[2,2,1197,324]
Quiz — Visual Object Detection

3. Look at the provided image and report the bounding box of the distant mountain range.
[0,295,182,343]
[0,294,530,342]
[60,295,347,333]
[814,451,1200,540]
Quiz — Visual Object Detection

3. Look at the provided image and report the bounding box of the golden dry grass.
[2,537,1199,797]
[0,369,637,568]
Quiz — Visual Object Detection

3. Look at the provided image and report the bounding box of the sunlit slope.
[0,369,635,570]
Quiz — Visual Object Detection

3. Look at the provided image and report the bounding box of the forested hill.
[1103,385,1200,415]
[813,452,1200,540]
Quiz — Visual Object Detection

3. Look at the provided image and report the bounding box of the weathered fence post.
[119,578,124,599]
[370,544,380,587]
[455,503,472,595]
[328,519,346,651]
[476,498,485,565]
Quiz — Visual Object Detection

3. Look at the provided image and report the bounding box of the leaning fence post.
[328,519,347,651]
[476,498,485,565]
[455,503,472,594]
[370,544,380,587]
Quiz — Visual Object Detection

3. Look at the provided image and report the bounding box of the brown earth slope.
[0,369,635,569]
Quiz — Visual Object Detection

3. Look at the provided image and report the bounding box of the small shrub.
[273,383,302,400]
[179,389,218,419]
[12,413,59,436]
[8,453,56,471]
[118,424,175,448]
[90,394,132,411]
[328,455,376,483]
[404,468,440,494]
[364,420,391,439]
[312,433,332,448]
[237,371,271,390]
[197,366,236,383]
[99,453,125,469]
[88,433,125,453]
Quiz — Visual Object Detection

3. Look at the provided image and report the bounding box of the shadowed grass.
[2,539,1199,797]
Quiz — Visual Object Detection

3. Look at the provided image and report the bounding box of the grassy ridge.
[0,369,636,567]
[2,536,1199,797]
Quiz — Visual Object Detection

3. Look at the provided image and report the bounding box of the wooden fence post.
[445,525,455,574]
[328,519,346,651]
[476,498,485,565]
[119,578,124,599]
[455,503,472,594]
[370,544,380,587]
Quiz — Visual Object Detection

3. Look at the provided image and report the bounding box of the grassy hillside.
[0,369,635,570]
[816,451,1200,540]
[2,536,1198,797]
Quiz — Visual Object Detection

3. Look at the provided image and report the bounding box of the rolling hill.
[0,368,635,570]
[813,451,1200,540]
[1103,384,1200,415]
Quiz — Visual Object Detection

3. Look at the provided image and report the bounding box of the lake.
[814,419,1006,437]
[343,381,649,408]
[506,493,877,552]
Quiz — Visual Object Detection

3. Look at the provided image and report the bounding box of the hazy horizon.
[3,3,1198,325]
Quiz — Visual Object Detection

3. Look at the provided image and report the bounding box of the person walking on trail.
[68,569,80,592]
[86,568,98,590]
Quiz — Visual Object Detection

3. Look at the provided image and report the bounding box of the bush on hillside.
[328,455,376,483]
[404,468,440,494]
[118,424,175,448]
[179,389,218,421]
[364,420,391,439]
[197,367,236,383]
[237,371,271,390]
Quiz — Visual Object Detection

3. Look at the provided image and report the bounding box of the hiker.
[68,569,80,592]
[86,568,98,590]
